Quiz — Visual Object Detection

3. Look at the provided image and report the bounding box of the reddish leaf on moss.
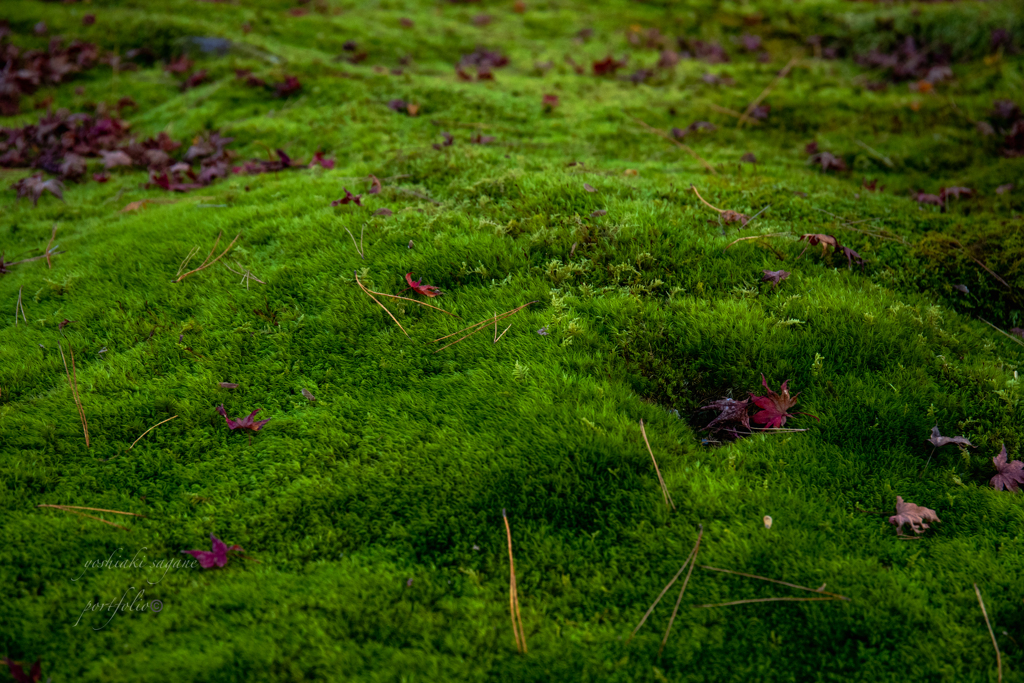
[701,397,752,434]
[274,76,302,98]
[762,270,790,288]
[405,273,442,297]
[216,405,269,432]
[991,444,1024,492]
[1,657,41,683]
[889,496,940,536]
[750,374,799,428]
[12,174,64,206]
[182,533,244,568]
[331,189,362,206]
[165,55,193,74]
[368,174,382,194]
[374,208,393,217]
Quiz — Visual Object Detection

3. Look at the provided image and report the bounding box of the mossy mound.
[1,1,1023,681]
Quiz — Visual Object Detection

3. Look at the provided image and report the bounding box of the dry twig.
[173,232,241,283]
[434,302,536,353]
[978,318,1024,348]
[345,225,366,260]
[15,286,27,325]
[639,419,675,510]
[632,117,717,175]
[59,342,90,447]
[38,504,132,530]
[44,224,57,269]
[723,233,790,249]
[699,565,850,600]
[695,597,839,608]
[737,57,799,128]
[504,509,527,653]
[127,415,179,450]
[628,525,703,643]
[975,584,1002,683]
[354,272,408,336]
[660,526,703,656]
[222,263,266,291]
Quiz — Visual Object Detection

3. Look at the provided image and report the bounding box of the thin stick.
[737,57,799,128]
[5,249,64,267]
[38,505,129,530]
[659,526,703,656]
[952,240,1011,290]
[434,302,536,342]
[628,525,702,643]
[723,233,790,249]
[695,597,839,608]
[691,185,725,214]
[59,342,90,447]
[44,224,57,269]
[39,504,144,517]
[855,140,895,168]
[433,303,537,353]
[632,117,717,175]
[354,272,408,336]
[699,565,849,600]
[173,232,241,283]
[361,286,457,316]
[744,204,772,227]
[176,245,200,277]
[979,318,1024,348]
[975,584,1002,683]
[639,419,675,510]
[705,102,761,125]
[15,286,27,325]
[127,415,179,450]
[345,225,365,260]
[503,509,526,653]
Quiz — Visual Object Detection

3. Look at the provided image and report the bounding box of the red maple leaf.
[216,405,270,432]
[405,273,442,297]
[991,444,1024,492]
[182,533,244,569]
[750,374,800,428]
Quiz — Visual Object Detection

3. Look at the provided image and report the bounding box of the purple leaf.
[182,533,244,569]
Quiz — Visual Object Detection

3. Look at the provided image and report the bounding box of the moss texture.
[1,0,1024,681]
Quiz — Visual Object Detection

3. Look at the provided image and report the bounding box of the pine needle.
[660,526,702,656]
[723,233,791,249]
[632,117,718,175]
[975,584,1002,683]
[737,57,800,128]
[44,224,57,269]
[354,272,408,336]
[639,419,675,510]
[59,342,90,447]
[173,232,241,283]
[15,286,27,325]
[503,509,527,653]
[433,302,536,353]
[176,245,200,277]
[127,415,179,450]
[695,597,839,608]
[978,318,1024,348]
[691,185,726,214]
[345,224,365,260]
[38,505,129,530]
[627,524,702,643]
[361,283,457,316]
[699,565,850,600]
[39,504,144,516]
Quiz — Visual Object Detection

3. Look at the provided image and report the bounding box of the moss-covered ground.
[2,0,1024,680]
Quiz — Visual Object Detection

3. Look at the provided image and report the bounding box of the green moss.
[1,0,1024,681]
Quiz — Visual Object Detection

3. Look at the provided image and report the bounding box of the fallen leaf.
[405,272,442,297]
[741,152,757,163]
[761,270,790,288]
[374,208,393,217]
[591,210,607,217]
[182,533,244,569]
[1,657,41,683]
[301,388,317,402]
[215,404,270,432]
[750,374,799,428]
[101,150,134,169]
[368,174,382,194]
[889,496,940,536]
[583,183,596,192]
[996,183,1014,194]
[927,425,973,449]
[702,397,752,434]
[11,174,64,206]
[218,382,238,389]
[991,444,1024,492]
[331,188,363,206]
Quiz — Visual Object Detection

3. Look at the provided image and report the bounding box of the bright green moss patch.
[2,0,1024,681]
